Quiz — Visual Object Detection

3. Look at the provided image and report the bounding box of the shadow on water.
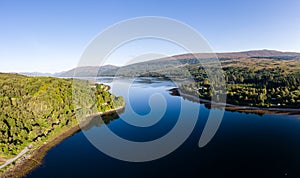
[169,87,300,116]
[24,78,300,178]
[81,108,125,131]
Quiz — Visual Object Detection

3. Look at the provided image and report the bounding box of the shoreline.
[180,93,300,116]
[0,106,125,178]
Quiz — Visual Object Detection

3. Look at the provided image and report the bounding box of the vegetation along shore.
[0,73,125,177]
[170,89,300,116]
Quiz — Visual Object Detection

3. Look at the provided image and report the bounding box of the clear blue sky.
[1,0,300,73]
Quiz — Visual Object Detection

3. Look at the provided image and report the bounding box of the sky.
[0,0,300,73]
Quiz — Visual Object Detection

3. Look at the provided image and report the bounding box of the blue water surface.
[26,78,300,178]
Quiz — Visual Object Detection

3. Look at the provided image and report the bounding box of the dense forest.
[0,73,124,158]
[180,59,300,108]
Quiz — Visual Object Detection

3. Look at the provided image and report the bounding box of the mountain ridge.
[153,49,300,62]
[57,65,119,77]
[18,50,300,77]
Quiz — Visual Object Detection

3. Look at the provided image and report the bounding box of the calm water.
[26,78,300,178]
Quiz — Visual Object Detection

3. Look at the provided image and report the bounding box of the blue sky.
[0,0,300,73]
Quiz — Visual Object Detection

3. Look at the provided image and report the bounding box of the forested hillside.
[95,50,300,77]
[180,60,300,108]
[0,73,124,158]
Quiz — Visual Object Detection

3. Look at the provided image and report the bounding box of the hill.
[19,72,54,77]
[58,65,119,77]
[96,49,300,77]
[155,49,300,61]
[0,73,124,159]
[35,50,300,78]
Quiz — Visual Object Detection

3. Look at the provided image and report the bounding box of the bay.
[26,78,300,177]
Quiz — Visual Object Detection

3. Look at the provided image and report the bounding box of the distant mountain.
[57,65,119,77]
[154,49,300,61]
[19,72,54,77]
[19,50,300,78]
[97,49,300,77]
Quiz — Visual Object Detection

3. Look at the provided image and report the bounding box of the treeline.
[180,66,300,108]
[0,73,124,157]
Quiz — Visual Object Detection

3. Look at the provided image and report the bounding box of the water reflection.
[81,108,125,131]
[26,78,300,178]
[169,87,300,116]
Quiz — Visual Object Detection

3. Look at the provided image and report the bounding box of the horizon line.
[5,48,300,74]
